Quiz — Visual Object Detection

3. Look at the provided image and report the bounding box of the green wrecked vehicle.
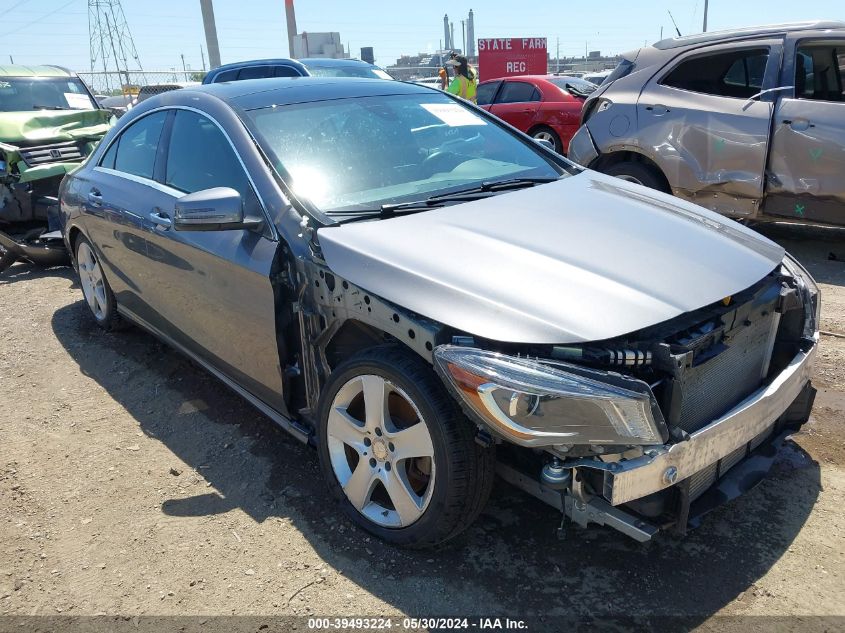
[0,65,112,273]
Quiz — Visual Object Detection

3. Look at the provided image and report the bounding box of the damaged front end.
[0,109,112,272]
[433,257,819,541]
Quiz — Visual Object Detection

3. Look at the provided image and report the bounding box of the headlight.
[784,253,821,338]
[433,346,665,447]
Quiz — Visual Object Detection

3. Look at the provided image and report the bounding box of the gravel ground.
[0,225,843,628]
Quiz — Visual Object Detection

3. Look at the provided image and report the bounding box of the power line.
[0,0,80,37]
[0,0,33,18]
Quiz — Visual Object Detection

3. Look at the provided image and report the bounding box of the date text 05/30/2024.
[307,617,529,630]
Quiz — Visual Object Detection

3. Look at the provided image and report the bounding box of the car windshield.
[0,76,97,112]
[548,77,597,96]
[245,92,566,214]
[306,65,393,80]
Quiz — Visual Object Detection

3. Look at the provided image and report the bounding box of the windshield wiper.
[32,105,68,110]
[333,177,559,224]
[427,176,559,200]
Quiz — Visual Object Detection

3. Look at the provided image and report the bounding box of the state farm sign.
[477,38,547,80]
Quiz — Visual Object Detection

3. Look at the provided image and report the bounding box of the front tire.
[316,345,495,548]
[75,235,124,331]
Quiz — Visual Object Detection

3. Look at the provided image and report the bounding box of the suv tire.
[604,161,668,192]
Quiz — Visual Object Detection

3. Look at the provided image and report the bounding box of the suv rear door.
[764,35,845,225]
[635,40,782,218]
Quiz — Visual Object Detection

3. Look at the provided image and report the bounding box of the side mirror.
[173,187,261,231]
[535,138,555,150]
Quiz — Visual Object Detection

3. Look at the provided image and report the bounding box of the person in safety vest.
[446,55,477,103]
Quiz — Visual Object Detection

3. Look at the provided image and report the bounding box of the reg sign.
[477,38,547,80]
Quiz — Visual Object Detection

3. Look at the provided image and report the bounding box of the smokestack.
[285,0,298,58]
[467,9,475,57]
[450,22,455,52]
[199,0,221,69]
[443,14,450,50]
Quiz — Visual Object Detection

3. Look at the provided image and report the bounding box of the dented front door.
[764,36,845,225]
[636,40,781,218]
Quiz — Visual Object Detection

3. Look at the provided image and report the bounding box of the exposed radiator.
[676,309,777,433]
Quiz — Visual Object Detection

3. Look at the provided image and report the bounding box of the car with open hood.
[58,77,819,547]
[569,21,845,227]
[0,64,112,272]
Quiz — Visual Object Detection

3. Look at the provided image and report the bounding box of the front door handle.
[149,209,172,230]
[644,104,670,115]
[87,189,102,206]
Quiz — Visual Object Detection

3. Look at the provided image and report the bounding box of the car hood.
[0,109,112,145]
[317,171,785,344]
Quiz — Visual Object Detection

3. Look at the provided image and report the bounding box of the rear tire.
[316,345,495,548]
[530,126,563,154]
[74,235,124,331]
[603,161,668,192]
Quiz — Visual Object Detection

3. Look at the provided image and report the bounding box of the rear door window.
[496,81,541,104]
[237,66,272,81]
[274,65,302,77]
[795,41,845,101]
[662,48,770,99]
[103,111,167,179]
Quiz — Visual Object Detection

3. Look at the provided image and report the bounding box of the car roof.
[182,76,434,109]
[0,64,76,77]
[654,20,845,50]
[480,75,586,84]
[299,58,377,68]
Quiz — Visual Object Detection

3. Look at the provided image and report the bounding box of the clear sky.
[1,0,842,71]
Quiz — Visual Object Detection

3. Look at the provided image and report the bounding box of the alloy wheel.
[77,242,108,320]
[326,374,436,528]
[532,130,556,144]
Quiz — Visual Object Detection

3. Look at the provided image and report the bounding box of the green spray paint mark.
[713,138,726,153]
[795,203,805,216]
[809,147,823,161]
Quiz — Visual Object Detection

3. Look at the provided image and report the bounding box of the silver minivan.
[569,21,845,227]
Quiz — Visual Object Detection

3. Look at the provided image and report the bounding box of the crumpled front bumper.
[566,124,599,168]
[572,334,818,506]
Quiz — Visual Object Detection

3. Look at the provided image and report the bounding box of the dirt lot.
[1,225,844,628]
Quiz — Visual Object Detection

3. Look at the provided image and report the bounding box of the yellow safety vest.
[448,74,477,103]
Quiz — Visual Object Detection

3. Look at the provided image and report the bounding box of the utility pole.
[200,44,206,71]
[703,0,709,32]
[461,20,466,55]
[285,0,297,57]
[8,55,13,64]
[199,0,221,68]
[180,53,187,80]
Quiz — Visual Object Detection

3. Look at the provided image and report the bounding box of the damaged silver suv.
[59,78,819,547]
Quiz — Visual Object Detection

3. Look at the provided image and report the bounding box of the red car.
[476,75,596,154]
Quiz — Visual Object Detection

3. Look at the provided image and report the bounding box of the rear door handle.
[782,118,814,131]
[87,189,102,206]
[149,209,172,230]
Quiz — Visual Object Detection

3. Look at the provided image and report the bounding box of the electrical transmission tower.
[88,0,144,94]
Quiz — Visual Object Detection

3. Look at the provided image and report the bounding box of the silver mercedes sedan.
[59,77,820,548]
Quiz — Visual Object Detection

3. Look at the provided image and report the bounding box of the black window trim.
[657,43,776,100]
[94,105,276,239]
[495,80,542,105]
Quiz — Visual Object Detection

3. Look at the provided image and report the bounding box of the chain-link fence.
[77,70,207,96]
